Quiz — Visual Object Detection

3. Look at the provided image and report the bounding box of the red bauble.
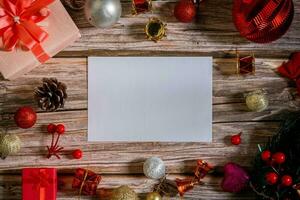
[47,123,57,134]
[231,132,242,145]
[174,0,196,23]
[56,124,65,135]
[14,106,37,129]
[281,175,293,187]
[265,172,278,185]
[72,149,83,159]
[272,152,286,164]
[261,150,271,161]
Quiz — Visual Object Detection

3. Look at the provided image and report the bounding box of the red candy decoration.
[261,150,271,161]
[272,152,286,164]
[56,124,65,135]
[72,149,83,159]
[174,0,196,23]
[231,132,242,145]
[281,175,293,187]
[47,123,57,134]
[14,106,37,129]
[265,172,278,185]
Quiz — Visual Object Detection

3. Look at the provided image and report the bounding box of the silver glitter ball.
[143,157,166,179]
[84,0,122,28]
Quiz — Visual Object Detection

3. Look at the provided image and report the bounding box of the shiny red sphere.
[14,106,37,129]
[174,0,196,23]
[261,150,271,161]
[265,172,278,185]
[272,152,286,164]
[56,124,65,135]
[47,123,57,134]
[281,175,293,187]
[231,133,241,145]
[72,149,83,159]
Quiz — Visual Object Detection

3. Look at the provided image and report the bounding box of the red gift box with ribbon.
[22,168,57,200]
[0,0,80,80]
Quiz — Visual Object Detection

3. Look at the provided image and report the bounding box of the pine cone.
[35,78,67,111]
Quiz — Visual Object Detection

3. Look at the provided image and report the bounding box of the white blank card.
[88,57,212,142]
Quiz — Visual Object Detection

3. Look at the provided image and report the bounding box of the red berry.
[261,150,271,161]
[174,0,196,23]
[265,172,278,185]
[281,175,293,187]
[56,124,65,134]
[47,123,57,134]
[72,149,83,159]
[231,132,242,145]
[272,152,286,164]
[14,106,37,129]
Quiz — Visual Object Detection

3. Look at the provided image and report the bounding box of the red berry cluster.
[261,151,293,187]
[46,123,65,159]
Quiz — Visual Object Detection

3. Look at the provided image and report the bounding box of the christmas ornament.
[233,0,294,43]
[72,149,83,159]
[0,133,21,159]
[154,177,178,197]
[176,160,213,196]
[145,18,166,42]
[261,150,271,162]
[111,185,139,200]
[84,0,122,28]
[35,78,67,111]
[174,0,196,23]
[244,89,269,112]
[221,162,250,193]
[132,0,152,15]
[14,106,37,129]
[146,192,162,200]
[265,172,278,185]
[277,52,300,94]
[231,132,242,145]
[46,123,65,159]
[143,157,166,179]
[281,175,293,187]
[272,152,286,165]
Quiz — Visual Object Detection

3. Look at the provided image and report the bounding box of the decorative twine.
[78,169,89,200]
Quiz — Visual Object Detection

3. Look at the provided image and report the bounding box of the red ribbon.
[277,52,300,94]
[0,0,54,63]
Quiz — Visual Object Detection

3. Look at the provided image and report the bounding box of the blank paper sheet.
[88,57,212,142]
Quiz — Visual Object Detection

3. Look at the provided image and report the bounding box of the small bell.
[175,178,201,196]
[195,160,214,180]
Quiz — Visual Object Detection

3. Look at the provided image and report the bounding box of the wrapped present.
[22,168,57,200]
[72,168,102,196]
[0,0,81,80]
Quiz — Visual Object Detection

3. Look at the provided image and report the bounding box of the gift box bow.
[0,0,54,63]
[72,168,102,196]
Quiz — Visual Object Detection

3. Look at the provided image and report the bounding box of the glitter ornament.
[146,192,162,200]
[244,89,269,112]
[0,133,21,159]
[14,106,37,129]
[84,0,122,28]
[111,185,139,200]
[143,157,166,179]
[174,0,196,23]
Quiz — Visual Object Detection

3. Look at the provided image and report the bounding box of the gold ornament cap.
[145,18,166,42]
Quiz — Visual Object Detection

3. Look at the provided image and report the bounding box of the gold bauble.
[0,133,21,159]
[245,89,268,112]
[111,185,139,200]
[146,192,162,200]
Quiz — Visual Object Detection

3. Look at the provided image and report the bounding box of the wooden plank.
[0,174,255,199]
[56,0,300,57]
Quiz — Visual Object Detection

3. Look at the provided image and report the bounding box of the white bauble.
[143,157,166,179]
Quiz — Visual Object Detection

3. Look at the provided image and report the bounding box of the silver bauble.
[143,157,166,179]
[84,0,122,28]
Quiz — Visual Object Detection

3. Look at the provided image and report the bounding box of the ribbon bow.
[277,52,300,94]
[0,0,54,62]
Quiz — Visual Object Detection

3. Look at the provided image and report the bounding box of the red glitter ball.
[174,0,196,23]
[14,106,37,129]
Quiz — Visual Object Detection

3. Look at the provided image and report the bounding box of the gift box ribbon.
[23,168,56,200]
[0,0,54,63]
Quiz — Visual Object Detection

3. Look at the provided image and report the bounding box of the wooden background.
[0,0,300,199]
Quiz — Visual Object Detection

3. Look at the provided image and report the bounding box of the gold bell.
[175,178,199,196]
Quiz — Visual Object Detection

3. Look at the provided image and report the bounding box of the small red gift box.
[22,168,57,200]
[72,168,101,196]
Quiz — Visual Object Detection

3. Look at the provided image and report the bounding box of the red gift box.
[72,168,101,196]
[22,168,57,200]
